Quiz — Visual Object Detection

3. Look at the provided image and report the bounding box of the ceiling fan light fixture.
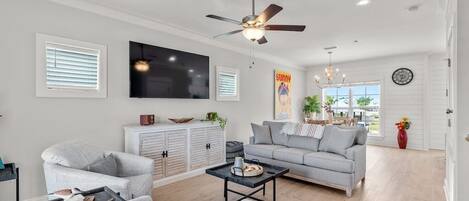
[134,60,150,72]
[242,27,265,41]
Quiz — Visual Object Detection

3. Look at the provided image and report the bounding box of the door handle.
[447,109,454,114]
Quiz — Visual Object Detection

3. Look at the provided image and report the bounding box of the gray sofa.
[245,121,366,197]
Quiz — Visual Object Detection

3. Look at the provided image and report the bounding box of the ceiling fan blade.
[213,30,243,38]
[265,25,306,32]
[257,4,283,23]
[257,36,268,44]
[206,15,242,25]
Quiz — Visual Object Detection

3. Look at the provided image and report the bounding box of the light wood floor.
[153,146,445,201]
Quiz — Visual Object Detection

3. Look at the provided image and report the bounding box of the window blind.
[218,72,237,96]
[45,43,99,89]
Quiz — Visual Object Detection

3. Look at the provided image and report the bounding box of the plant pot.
[397,129,408,149]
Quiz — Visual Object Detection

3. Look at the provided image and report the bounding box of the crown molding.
[48,0,306,71]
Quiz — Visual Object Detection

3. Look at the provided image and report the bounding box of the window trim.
[36,33,107,98]
[322,81,383,137]
[216,66,240,101]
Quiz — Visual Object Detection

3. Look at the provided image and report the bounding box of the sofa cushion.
[273,148,313,164]
[319,126,357,156]
[41,141,105,169]
[338,126,368,145]
[263,121,288,146]
[304,152,355,173]
[251,123,273,144]
[86,154,118,176]
[287,135,320,152]
[244,144,286,158]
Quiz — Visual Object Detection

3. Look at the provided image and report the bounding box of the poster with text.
[275,70,292,120]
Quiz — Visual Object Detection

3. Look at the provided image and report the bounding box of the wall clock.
[392,68,414,85]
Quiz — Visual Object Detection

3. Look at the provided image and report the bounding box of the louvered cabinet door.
[140,132,166,180]
[207,126,225,165]
[190,128,209,170]
[165,129,188,177]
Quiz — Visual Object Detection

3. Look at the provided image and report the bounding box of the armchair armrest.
[106,151,154,177]
[249,136,255,144]
[43,163,130,199]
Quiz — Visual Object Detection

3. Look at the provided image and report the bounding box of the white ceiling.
[70,0,446,67]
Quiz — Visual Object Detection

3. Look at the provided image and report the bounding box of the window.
[36,33,107,98]
[216,66,240,101]
[323,83,381,136]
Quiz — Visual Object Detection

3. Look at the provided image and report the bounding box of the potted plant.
[395,117,411,149]
[206,112,228,130]
[303,95,321,120]
[323,96,337,124]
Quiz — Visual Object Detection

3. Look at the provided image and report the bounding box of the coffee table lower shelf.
[206,160,289,201]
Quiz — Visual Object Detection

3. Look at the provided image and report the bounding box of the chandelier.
[314,51,346,89]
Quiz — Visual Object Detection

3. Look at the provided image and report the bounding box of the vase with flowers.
[395,117,411,149]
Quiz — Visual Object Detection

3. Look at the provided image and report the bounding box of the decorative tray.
[230,163,264,177]
[168,118,194,123]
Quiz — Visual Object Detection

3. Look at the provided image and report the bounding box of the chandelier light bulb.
[242,27,265,41]
[134,60,150,72]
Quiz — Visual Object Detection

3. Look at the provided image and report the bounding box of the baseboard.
[153,162,225,188]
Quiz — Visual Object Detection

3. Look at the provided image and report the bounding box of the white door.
[445,15,457,201]
[189,128,209,170]
[207,126,225,165]
[140,131,166,180]
[165,129,188,177]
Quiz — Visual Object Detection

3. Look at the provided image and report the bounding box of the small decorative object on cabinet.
[206,112,228,129]
[395,117,411,149]
[124,121,225,187]
[140,114,155,126]
[168,117,194,124]
[0,157,5,170]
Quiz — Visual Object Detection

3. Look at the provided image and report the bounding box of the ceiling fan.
[206,0,306,44]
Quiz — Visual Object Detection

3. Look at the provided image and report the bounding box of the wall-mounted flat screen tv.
[129,41,209,99]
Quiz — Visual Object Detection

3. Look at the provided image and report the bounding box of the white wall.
[307,53,446,150]
[0,1,306,199]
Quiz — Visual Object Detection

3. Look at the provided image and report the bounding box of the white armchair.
[41,141,154,200]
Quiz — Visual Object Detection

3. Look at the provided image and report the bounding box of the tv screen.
[129,41,210,99]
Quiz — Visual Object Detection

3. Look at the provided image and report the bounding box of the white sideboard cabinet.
[124,121,226,187]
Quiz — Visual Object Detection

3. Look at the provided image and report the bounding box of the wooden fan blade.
[213,30,243,38]
[257,36,268,44]
[257,4,283,23]
[265,25,306,32]
[206,15,242,25]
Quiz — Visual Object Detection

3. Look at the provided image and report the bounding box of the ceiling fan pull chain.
[252,0,255,15]
[249,44,255,69]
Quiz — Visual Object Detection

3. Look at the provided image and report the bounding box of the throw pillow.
[319,126,357,156]
[86,154,118,176]
[251,123,273,144]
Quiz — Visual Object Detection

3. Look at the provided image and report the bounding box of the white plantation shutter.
[45,44,99,89]
[218,73,237,96]
[36,33,107,98]
[216,66,240,101]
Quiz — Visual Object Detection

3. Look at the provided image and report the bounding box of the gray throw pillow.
[262,121,288,145]
[319,126,357,156]
[252,123,273,144]
[86,154,118,176]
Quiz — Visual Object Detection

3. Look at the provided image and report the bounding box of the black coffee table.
[206,160,289,201]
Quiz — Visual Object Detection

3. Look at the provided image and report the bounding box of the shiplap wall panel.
[307,54,444,150]
[429,54,448,150]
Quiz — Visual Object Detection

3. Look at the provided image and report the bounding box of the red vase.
[397,129,408,149]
